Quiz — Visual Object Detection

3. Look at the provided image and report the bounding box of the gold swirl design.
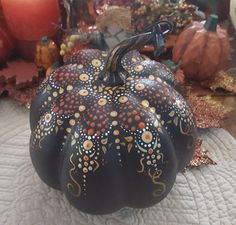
[148,169,166,197]
[152,182,166,197]
[148,168,162,183]
[67,154,81,197]
[38,136,45,149]
[137,158,145,173]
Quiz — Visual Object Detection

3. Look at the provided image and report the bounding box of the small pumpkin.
[172,14,230,81]
[30,22,196,214]
[35,36,59,70]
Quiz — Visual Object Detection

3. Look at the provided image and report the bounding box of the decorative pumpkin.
[35,36,59,70]
[30,22,196,214]
[172,14,230,81]
[0,27,15,64]
[1,0,60,41]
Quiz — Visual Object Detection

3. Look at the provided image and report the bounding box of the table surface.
[0,98,235,225]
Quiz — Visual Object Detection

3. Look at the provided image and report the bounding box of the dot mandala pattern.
[30,49,196,214]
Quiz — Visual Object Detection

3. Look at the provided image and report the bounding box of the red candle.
[1,0,60,41]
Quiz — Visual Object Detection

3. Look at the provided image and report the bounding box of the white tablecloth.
[0,98,235,225]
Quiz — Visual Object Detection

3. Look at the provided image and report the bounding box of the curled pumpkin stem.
[101,20,173,86]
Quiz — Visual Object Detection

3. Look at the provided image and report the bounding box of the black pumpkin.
[30,22,196,214]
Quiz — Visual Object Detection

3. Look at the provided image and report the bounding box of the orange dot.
[83,155,89,161]
[128,118,132,123]
[88,129,94,136]
[83,140,93,150]
[138,122,145,129]
[135,115,140,121]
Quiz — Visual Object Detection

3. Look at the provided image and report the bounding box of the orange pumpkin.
[35,36,59,70]
[172,15,230,81]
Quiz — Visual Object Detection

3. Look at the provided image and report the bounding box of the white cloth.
[0,98,235,225]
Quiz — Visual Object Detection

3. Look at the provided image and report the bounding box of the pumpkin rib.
[196,30,210,79]
[172,26,198,63]
[216,32,223,72]
[199,32,221,80]
[181,30,207,78]
[217,29,230,69]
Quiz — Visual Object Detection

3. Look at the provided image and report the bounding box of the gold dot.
[92,59,102,67]
[113,130,120,135]
[135,83,145,91]
[115,138,120,143]
[83,168,88,173]
[98,98,107,106]
[148,149,153,154]
[142,131,153,143]
[149,75,155,80]
[156,78,162,83]
[134,65,143,72]
[44,114,52,122]
[69,119,76,126]
[88,166,93,171]
[79,105,86,112]
[157,154,161,160]
[79,89,89,96]
[132,58,137,63]
[75,113,80,118]
[79,73,89,81]
[67,85,73,91]
[112,121,118,126]
[78,64,83,69]
[66,128,71,133]
[141,100,149,108]
[110,111,118,117]
[83,140,93,150]
[118,96,128,103]
[48,97,52,101]
[177,100,184,109]
[53,92,58,97]
[59,87,64,94]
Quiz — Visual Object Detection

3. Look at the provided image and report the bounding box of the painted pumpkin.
[172,14,230,81]
[30,24,196,214]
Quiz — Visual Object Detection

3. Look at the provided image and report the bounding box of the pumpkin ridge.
[197,30,210,79]
[216,29,230,69]
[176,27,198,62]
